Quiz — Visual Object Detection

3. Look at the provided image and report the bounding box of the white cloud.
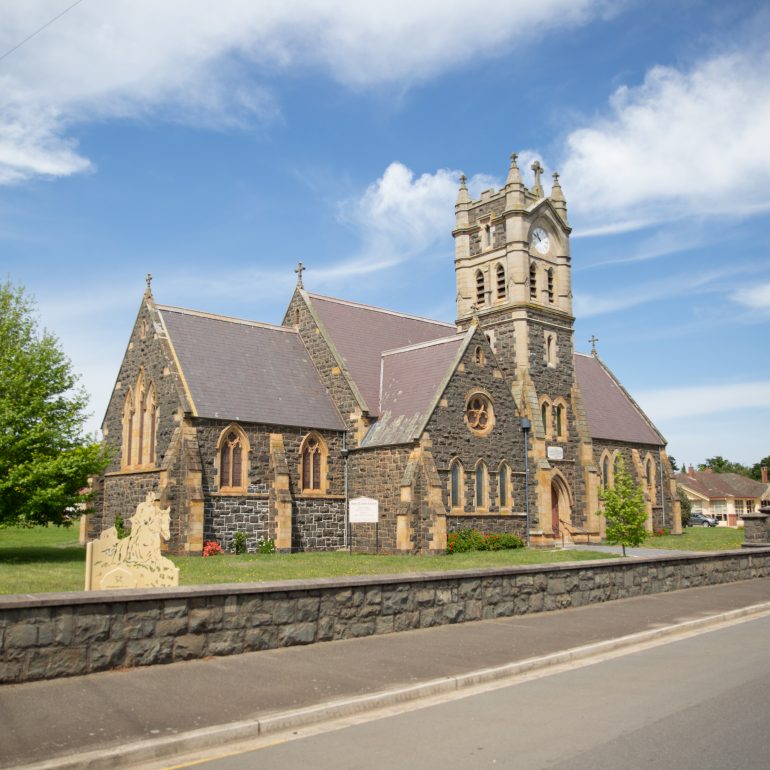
[0,0,610,184]
[561,45,770,233]
[332,161,495,282]
[731,280,770,310]
[635,381,770,421]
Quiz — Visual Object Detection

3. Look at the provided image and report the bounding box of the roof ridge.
[156,305,296,333]
[306,292,455,328]
[381,334,464,357]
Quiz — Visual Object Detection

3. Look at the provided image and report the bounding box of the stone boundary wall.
[2,549,770,685]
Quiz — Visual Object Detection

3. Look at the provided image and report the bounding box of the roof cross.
[531,160,543,194]
[295,261,305,288]
[145,273,152,296]
[589,335,599,355]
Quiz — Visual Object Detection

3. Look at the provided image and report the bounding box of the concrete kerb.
[17,600,770,770]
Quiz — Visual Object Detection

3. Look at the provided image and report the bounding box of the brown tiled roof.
[676,470,767,501]
[573,353,664,445]
[361,334,467,447]
[157,306,344,431]
[306,293,455,416]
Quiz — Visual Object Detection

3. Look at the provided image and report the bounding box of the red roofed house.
[677,467,767,527]
[89,155,681,554]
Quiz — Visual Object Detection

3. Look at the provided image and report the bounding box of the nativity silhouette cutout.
[85,492,179,590]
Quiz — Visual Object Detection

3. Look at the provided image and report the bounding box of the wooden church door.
[551,482,560,535]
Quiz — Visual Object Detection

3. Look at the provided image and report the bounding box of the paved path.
[3,578,770,769]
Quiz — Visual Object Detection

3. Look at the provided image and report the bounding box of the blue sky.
[2,0,769,468]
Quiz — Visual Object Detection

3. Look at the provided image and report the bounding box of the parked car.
[688,512,718,527]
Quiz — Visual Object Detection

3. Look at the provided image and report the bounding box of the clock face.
[532,227,549,254]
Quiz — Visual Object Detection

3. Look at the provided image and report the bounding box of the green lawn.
[1,525,616,596]
[644,526,744,551]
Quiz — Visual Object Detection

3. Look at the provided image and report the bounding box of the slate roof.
[361,334,467,448]
[573,353,664,446]
[157,306,344,431]
[305,293,455,416]
[676,470,767,501]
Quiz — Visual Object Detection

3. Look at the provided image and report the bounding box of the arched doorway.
[550,476,572,537]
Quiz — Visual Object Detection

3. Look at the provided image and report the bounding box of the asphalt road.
[165,613,770,770]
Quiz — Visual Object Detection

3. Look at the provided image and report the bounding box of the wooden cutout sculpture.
[85,492,179,590]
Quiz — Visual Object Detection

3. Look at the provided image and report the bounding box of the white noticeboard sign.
[547,446,564,461]
[349,496,379,524]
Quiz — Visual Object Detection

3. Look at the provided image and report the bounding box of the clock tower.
[453,153,600,543]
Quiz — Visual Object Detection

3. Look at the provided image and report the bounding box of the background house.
[677,467,767,526]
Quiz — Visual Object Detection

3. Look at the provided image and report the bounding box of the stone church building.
[91,154,681,554]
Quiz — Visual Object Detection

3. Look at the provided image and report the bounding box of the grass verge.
[645,526,744,551]
[1,525,617,595]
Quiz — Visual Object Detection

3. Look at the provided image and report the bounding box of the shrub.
[447,528,524,554]
[202,540,223,557]
[258,537,276,554]
[232,531,247,555]
[113,512,129,539]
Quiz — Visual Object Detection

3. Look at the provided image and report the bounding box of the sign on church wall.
[547,446,564,461]
[349,496,379,523]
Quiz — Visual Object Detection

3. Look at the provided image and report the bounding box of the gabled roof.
[304,293,455,417]
[573,353,664,446]
[157,305,344,431]
[677,470,767,501]
[360,332,468,448]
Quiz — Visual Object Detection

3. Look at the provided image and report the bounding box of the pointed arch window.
[645,456,656,503]
[498,463,510,510]
[476,270,486,305]
[450,459,464,510]
[475,461,488,511]
[122,388,135,469]
[602,454,611,488]
[496,264,506,299]
[547,268,555,304]
[540,399,551,437]
[218,426,249,492]
[554,400,567,441]
[545,333,557,367]
[529,263,537,301]
[120,371,160,470]
[300,433,328,494]
[145,384,157,465]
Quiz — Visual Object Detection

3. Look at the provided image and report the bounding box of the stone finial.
[506,152,522,187]
[531,160,544,197]
[144,273,153,297]
[456,173,470,206]
[589,335,599,356]
[469,301,480,326]
[294,261,305,289]
[551,172,565,201]
[550,171,568,222]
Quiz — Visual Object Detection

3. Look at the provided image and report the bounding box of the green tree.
[749,455,770,482]
[597,455,647,556]
[0,281,108,526]
[698,455,752,478]
[668,455,679,472]
[677,485,692,527]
